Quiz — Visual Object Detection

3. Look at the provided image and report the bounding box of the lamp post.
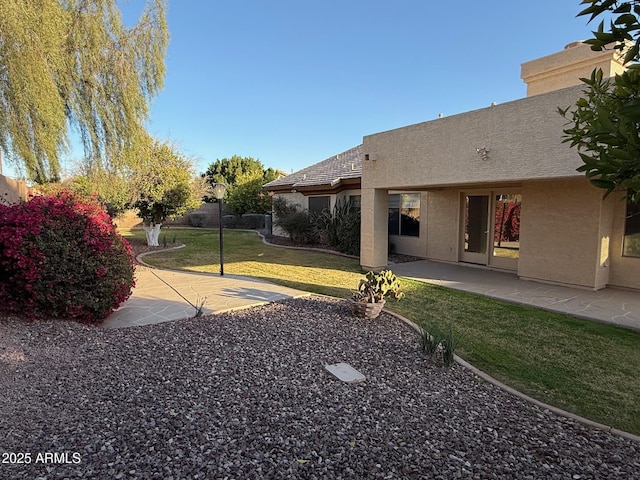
[212,183,228,276]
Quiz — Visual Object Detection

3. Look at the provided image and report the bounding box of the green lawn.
[122,227,640,435]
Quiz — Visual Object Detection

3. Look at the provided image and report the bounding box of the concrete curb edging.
[135,244,186,267]
[382,307,640,443]
[256,232,360,259]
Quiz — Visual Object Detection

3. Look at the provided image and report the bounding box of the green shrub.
[189,211,208,227]
[315,198,360,255]
[272,197,317,244]
[241,213,265,230]
[419,328,441,356]
[222,214,238,228]
[0,191,135,324]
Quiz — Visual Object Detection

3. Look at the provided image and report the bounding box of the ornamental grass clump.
[419,325,458,368]
[0,191,135,324]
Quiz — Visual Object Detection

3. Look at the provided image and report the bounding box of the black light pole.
[212,183,228,276]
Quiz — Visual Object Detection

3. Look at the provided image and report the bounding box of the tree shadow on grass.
[248,275,353,300]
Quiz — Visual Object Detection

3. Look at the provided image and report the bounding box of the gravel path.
[1,296,638,479]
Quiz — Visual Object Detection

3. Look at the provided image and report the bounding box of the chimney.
[520,41,627,97]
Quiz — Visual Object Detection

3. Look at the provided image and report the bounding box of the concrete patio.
[392,260,640,331]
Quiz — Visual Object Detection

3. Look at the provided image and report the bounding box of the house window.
[623,193,640,258]
[348,195,361,212]
[388,193,420,237]
[308,196,330,214]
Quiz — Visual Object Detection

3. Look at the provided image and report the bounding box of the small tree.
[45,164,132,219]
[203,155,264,187]
[560,1,640,202]
[131,141,201,245]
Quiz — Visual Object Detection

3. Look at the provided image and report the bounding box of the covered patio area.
[392,260,640,331]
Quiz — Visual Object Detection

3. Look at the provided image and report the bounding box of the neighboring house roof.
[264,144,362,195]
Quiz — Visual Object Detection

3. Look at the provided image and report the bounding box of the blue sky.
[5,1,603,179]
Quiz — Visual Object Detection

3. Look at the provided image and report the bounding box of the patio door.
[460,191,521,269]
[461,194,490,264]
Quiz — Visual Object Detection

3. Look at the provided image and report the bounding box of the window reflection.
[493,194,521,259]
[388,193,420,237]
[623,191,640,257]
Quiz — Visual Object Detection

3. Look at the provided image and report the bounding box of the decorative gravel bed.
[1,296,638,479]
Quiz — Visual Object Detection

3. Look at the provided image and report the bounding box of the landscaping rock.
[1,297,638,479]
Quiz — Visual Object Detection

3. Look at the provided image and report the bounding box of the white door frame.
[459,190,521,270]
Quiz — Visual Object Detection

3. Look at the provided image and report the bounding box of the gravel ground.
[1,296,638,479]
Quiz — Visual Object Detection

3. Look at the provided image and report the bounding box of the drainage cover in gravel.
[325,362,366,383]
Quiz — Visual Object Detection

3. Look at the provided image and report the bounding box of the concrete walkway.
[392,260,640,331]
[102,266,309,329]
[104,257,640,331]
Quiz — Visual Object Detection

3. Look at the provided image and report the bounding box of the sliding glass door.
[461,191,521,269]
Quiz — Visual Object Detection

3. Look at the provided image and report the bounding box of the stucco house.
[264,144,363,236]
[267,42,640,291]
[361,41,640,291]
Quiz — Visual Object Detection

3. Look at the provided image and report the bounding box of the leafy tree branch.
[0,0,168,182]
[560,0,640,202]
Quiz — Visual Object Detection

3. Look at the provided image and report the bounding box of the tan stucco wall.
[279,191,306,208]
[609,191,640,290]
[359,42,638,290]
[370,179,638,290]
[425,189,459,262]
[360,188,389,270]
[595,193,616,289]
[334,189,362,209]
[521,42,626,97]
[0,174,29,205]
[362,85,585,191]
[518,178,611,289]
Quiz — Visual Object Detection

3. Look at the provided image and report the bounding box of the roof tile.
[264,144,362,190]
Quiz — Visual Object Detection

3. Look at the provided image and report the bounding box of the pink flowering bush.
[0,191,135,324]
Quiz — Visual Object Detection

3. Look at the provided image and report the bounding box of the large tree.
[202,156,284,213]
[0,0,168,183]
[203,156,265,188]
[226,168,282,215]
[560,1,640,202]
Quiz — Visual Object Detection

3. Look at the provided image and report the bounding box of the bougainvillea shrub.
[0,191,135,324]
